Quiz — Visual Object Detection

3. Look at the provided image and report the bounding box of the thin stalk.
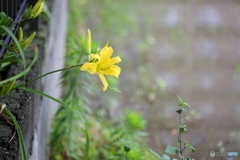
[17,64,83,87]
[17,86,85,123]
[179,109,183,158]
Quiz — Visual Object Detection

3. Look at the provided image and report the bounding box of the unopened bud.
[86,29,91,55]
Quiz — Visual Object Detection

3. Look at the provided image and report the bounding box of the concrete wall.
[28,0,67,159]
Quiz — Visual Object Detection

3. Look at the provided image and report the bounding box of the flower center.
[100,66,110,71]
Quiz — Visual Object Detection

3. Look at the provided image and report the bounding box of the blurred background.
[68,0,240,159]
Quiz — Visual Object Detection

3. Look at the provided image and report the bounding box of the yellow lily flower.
[80,46,121,91]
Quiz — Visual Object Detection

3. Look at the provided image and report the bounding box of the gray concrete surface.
[29,0,67,159]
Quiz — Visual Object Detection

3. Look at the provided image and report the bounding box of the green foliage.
[0,4,47,160]
[124,145,131,153]
[177,95,191,107]
[0,12,13,35]
[0,45,38,85]
[0,79,15,96]
[165,145,180,155]
[125,110,147,130]
[166,96,195,160]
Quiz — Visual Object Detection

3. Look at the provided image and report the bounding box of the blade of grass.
[16,86,89,159]
[3,107,27,160]
[0,45,38,85]
[85,128,89,160]
[17,64,83,87]
[1,26,26,74]
[17,86,85,123]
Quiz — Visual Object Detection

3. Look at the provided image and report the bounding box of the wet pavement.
[84,0,240,159]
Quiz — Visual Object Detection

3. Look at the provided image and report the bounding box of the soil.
[0,39,43,160]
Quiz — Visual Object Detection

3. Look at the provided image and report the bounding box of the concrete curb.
[29,0,67,159]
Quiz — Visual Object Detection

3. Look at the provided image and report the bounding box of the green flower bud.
[24,0,44,19]
[86,29,91,55]
[18,27,23,41]
[21,32,36,49]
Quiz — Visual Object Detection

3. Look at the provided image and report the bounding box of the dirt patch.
[0,39,43,160]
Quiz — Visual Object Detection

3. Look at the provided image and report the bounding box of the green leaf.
[177,95,182,101]
[184,115,189,119]
[0,79,16,96]
[0,12,13,35]
[165,145,180,155]
[118,138,130,144]
[161,154,170,159]
[176,108,187,114]
[183,102,191,107]
[108,156,121,159]
[0,55,18,64]
[84,128,89,160]
[186,143,191,147]
[179,125,186,128]
[3,107,27,160]
[124,145,131,153]
[180,128,188,133]
[189,146,196,153]
[177,95,191,107]
[0,26,26,82]
[0,45,38,85]
[176,109,182,114]
[0,40,10,49]
[148,148,163,159]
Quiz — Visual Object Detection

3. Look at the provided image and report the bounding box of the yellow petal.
[98,74,108,91]
[104,65,121,78]
[100,46,113,62]
[108,56,121,64]
[90,54,100,61]
[80,63,97,74]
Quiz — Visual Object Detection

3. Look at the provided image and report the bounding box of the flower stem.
[17,64,83,87]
